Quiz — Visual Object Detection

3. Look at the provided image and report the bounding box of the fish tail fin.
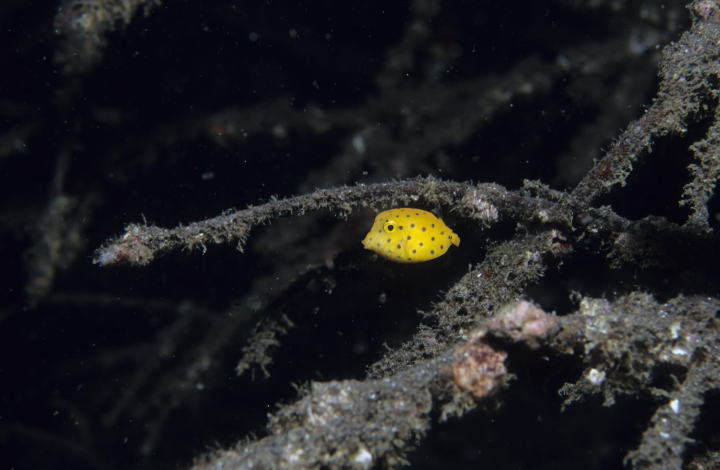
[452,233,460,247]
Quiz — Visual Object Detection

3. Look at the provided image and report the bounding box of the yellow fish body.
[361,208,460,263]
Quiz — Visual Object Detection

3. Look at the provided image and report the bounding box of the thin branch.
[572,2,720,205]
[93,178,568,267]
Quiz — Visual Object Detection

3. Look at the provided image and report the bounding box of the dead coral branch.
[572,2,720,208]
[93,178,568,267]
[553,294,720,468]
[194,354,452,470]
[193,327,516,470]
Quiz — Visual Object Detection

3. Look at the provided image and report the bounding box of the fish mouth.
[361,236,371,249]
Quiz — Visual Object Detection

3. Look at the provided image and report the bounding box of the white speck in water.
[352,135,366,154]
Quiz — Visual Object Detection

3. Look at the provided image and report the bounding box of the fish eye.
[383,221,396,232]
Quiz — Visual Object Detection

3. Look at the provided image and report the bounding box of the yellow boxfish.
[361,208,460,263]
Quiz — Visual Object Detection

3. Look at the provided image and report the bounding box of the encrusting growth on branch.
[93,178,568,267]
[572,0,720,207]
